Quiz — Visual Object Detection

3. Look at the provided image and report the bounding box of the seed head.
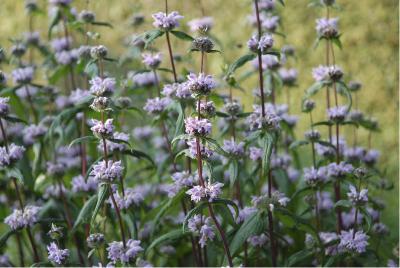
[192,37,214,53]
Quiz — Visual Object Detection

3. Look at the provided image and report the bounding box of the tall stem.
[255,0,277,265]
[165,32,177,82]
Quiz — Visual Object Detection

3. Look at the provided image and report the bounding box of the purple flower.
[279,68,298,85]
[107,239,143,264]
[44,184,68,199]
[142,53,162,69]
[205,181,224,201]
[130,72,156,87]
[387,259,398,267]
[319,232,339,255]
[50,37,72,52]
[259,0,275,11]
[342,208,363,229]
[4,205,40,230]
[303,166,327,186]
[188,214,206,233]
[237,206,257,224]
[184,117,212,136]
[12,67,34,84]
[347,185,368,205]
[287,167,300,182]
[143,97,171,115]
[22,124,47,145]
[249,146,262,161]
[161,83,178,97]
[248,34,274,54]
[152,11,183,31]
[47,242,69,265]
[172,171,194,187]
[262,15,280,32]
[317,191,334,211]
[69,88,90,104]
[185,73,216,96]
[344,146,366,162]
[247,110,281,130]
[0,143,25,167]
[90,160,124,183]
[90,119,114,138]
[55,49,79,65]
[248,233,268,247]
[327,106,348,122]
[98,132,130,153]
[186,139,214,159]
[312,65,330,82]
[186,185,205,203]
[363,149,380,166]
[0,97,10,117]
[372,223,389,235]
[327,161,353,179]
[223,139,245,157]
[132,126,154,139]
[49,0,72,7]
[316,18,339,38]
[199,223,215,248]
[338,229,369,254]
[108,188,144,209]
[187,17,214,32]
[175,83,192,99]
[89,77,116,96]
[71,175,97,193]
[271,153,292,169]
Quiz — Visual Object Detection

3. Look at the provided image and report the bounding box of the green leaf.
[313,121,334,127]
[316,140,336,150]
[226,53,257,77]
[69,135,97,148]
[91,184,110,225]
[286,248,314,267]
[304,81,324,98]
[140,29,165,48]
[48,65,68,84]
[332,36,342,50]
[171,134,191,145]
[261,133,274,177]
[3,115,28,124]
[152,190,185,234]
[146,229,188,255]
[170,30,194,41]
[73,194,97,230]
[122,149,154,166]
[0,229,16,248]
[359,207,372,232]
[48,8,61,38]
[174,103,184,137]
[6,167,24,184]
[204,137,228,156]
[108,138,131,148]
[228,160,239,185]
[334,199,352,209]
[91,21,113,28]
[229,212,266,257]
[211,198,239,219]
[84,59,99,78]
[336,81,352,112]
[289,140,310,150]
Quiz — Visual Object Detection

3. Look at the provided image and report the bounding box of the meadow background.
[1,0,398,241]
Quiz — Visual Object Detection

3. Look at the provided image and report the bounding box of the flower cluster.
[186,181,224,202]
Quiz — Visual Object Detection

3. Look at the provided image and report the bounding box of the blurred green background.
[1,0,398,240]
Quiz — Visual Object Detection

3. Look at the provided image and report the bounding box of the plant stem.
[255,0,277,265]
[110,190,127,247]
[195,99,233,266]
[165,32,177,82]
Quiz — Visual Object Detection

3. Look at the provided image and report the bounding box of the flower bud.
[87,233,105,249]
[192,37,214,53]
[348,81,362,92]
[47,223,63,240]
[90,96,109,112]
[90,45,108,59]
[305,130,321,142]
[79,10,96,23]
[116,97,132,109]
[11,44,26,58]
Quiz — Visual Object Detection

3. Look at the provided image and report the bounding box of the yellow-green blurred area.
[1,0,398,238]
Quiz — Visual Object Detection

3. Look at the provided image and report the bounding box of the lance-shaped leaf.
[226,53,257,77]
[91,184,110,225]
[170,30,194,41]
